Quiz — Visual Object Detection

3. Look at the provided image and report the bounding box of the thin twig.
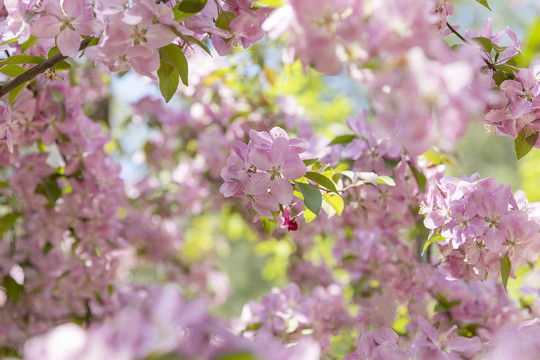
[446,21,497,72]
[446,22,468,44]
[0,37,94,98]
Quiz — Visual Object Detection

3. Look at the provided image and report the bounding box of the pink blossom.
[31,0,97,57]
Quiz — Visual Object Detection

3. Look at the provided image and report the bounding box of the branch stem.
[446,22,496,71]
[0,37,94,98]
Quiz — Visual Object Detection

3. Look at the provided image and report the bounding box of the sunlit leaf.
[500,253,511,291]
[295,182,322,215]
[515,130,538,160]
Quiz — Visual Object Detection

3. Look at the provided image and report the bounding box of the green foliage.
[305,171,339,194]
[500,253,511,291]
[35,175,62,208]
[159,44,189,86]
[157,60,179,103]
[214,352,260,360]
[176,0,207,13]
[474,0,491,11]
[409,163,427,193]
[0,213,19,238]
[294,181,322,215]
[328,135,355,146]
[422,232,445,255]
[215,11,237,33]
[260,216,277,236]
[472,37,492,52]
[3,275,23,303]
[514,130,538,160]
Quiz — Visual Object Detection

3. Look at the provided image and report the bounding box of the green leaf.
[214,352,259,360]
[303,158,318,166]
[157,60,179,103]
[43,241,53,255]
[54,60,71,71]
[159,44,189,86]
[254,0,285,7]
[3,275,23,303]
[409,163,427,193]
[260,217,277,236]
[422,233,445,255]
[383,157,400,169]
[515,131,538,160]
[177,0,207,13]
[87,37,100,47]
[474,0,491,11]
[50,89,64,101]
[0,64,25,77]
[472,37,493,53]
[303,208,316,223]
[352,276,368,300]
[492,43,508,53]
[500,253,511,291]
[48,46,60,58]
[0,37,18,46]
[493,69,506,86]
[423,150,443,165]
[0,55,45,68]
[325,194,344,215]
[145,353,186,360]
[243,322,262,332]
[295,181,322,215]
[328,134,355,146]
[35,176,62,207]
[378,175,396,186]
[305,171,339,193]
[185,36,212,56]
[0,213,19,237]
[215,11,237,32]
[9,82,28,104]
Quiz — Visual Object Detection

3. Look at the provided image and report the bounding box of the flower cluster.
[24,284,321,360]
[484,60,540,141]
[234,283,351,354]
[421,174,540,281]
[220,127,309,219]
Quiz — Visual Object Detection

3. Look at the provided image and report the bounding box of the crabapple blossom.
[421,174,540,281]
[221,127,308,218]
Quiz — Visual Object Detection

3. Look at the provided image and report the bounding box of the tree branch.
[0,37,95,98]
[446,22,497,72]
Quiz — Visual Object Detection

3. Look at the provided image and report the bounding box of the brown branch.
[446,21,497,72]
[0,37,95,98]
[446,21,468,44]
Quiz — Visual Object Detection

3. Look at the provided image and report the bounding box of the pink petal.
[127,46,160,79]
[246,172,271,195]
[484,227,503,252]
[31,16,61,39]
[271,136,288,165]
[270,177,293,204]
[417,317,439,344]
[72,16,97,36]
[249,148,271,171]
[62,0,82,18]
[57,28,81,57]
[145,24,177,49]
[447,336,481,356]
[220,180,241,198]
[281,153,307,180]
[253,193,279,218]
[211,35,231,56]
